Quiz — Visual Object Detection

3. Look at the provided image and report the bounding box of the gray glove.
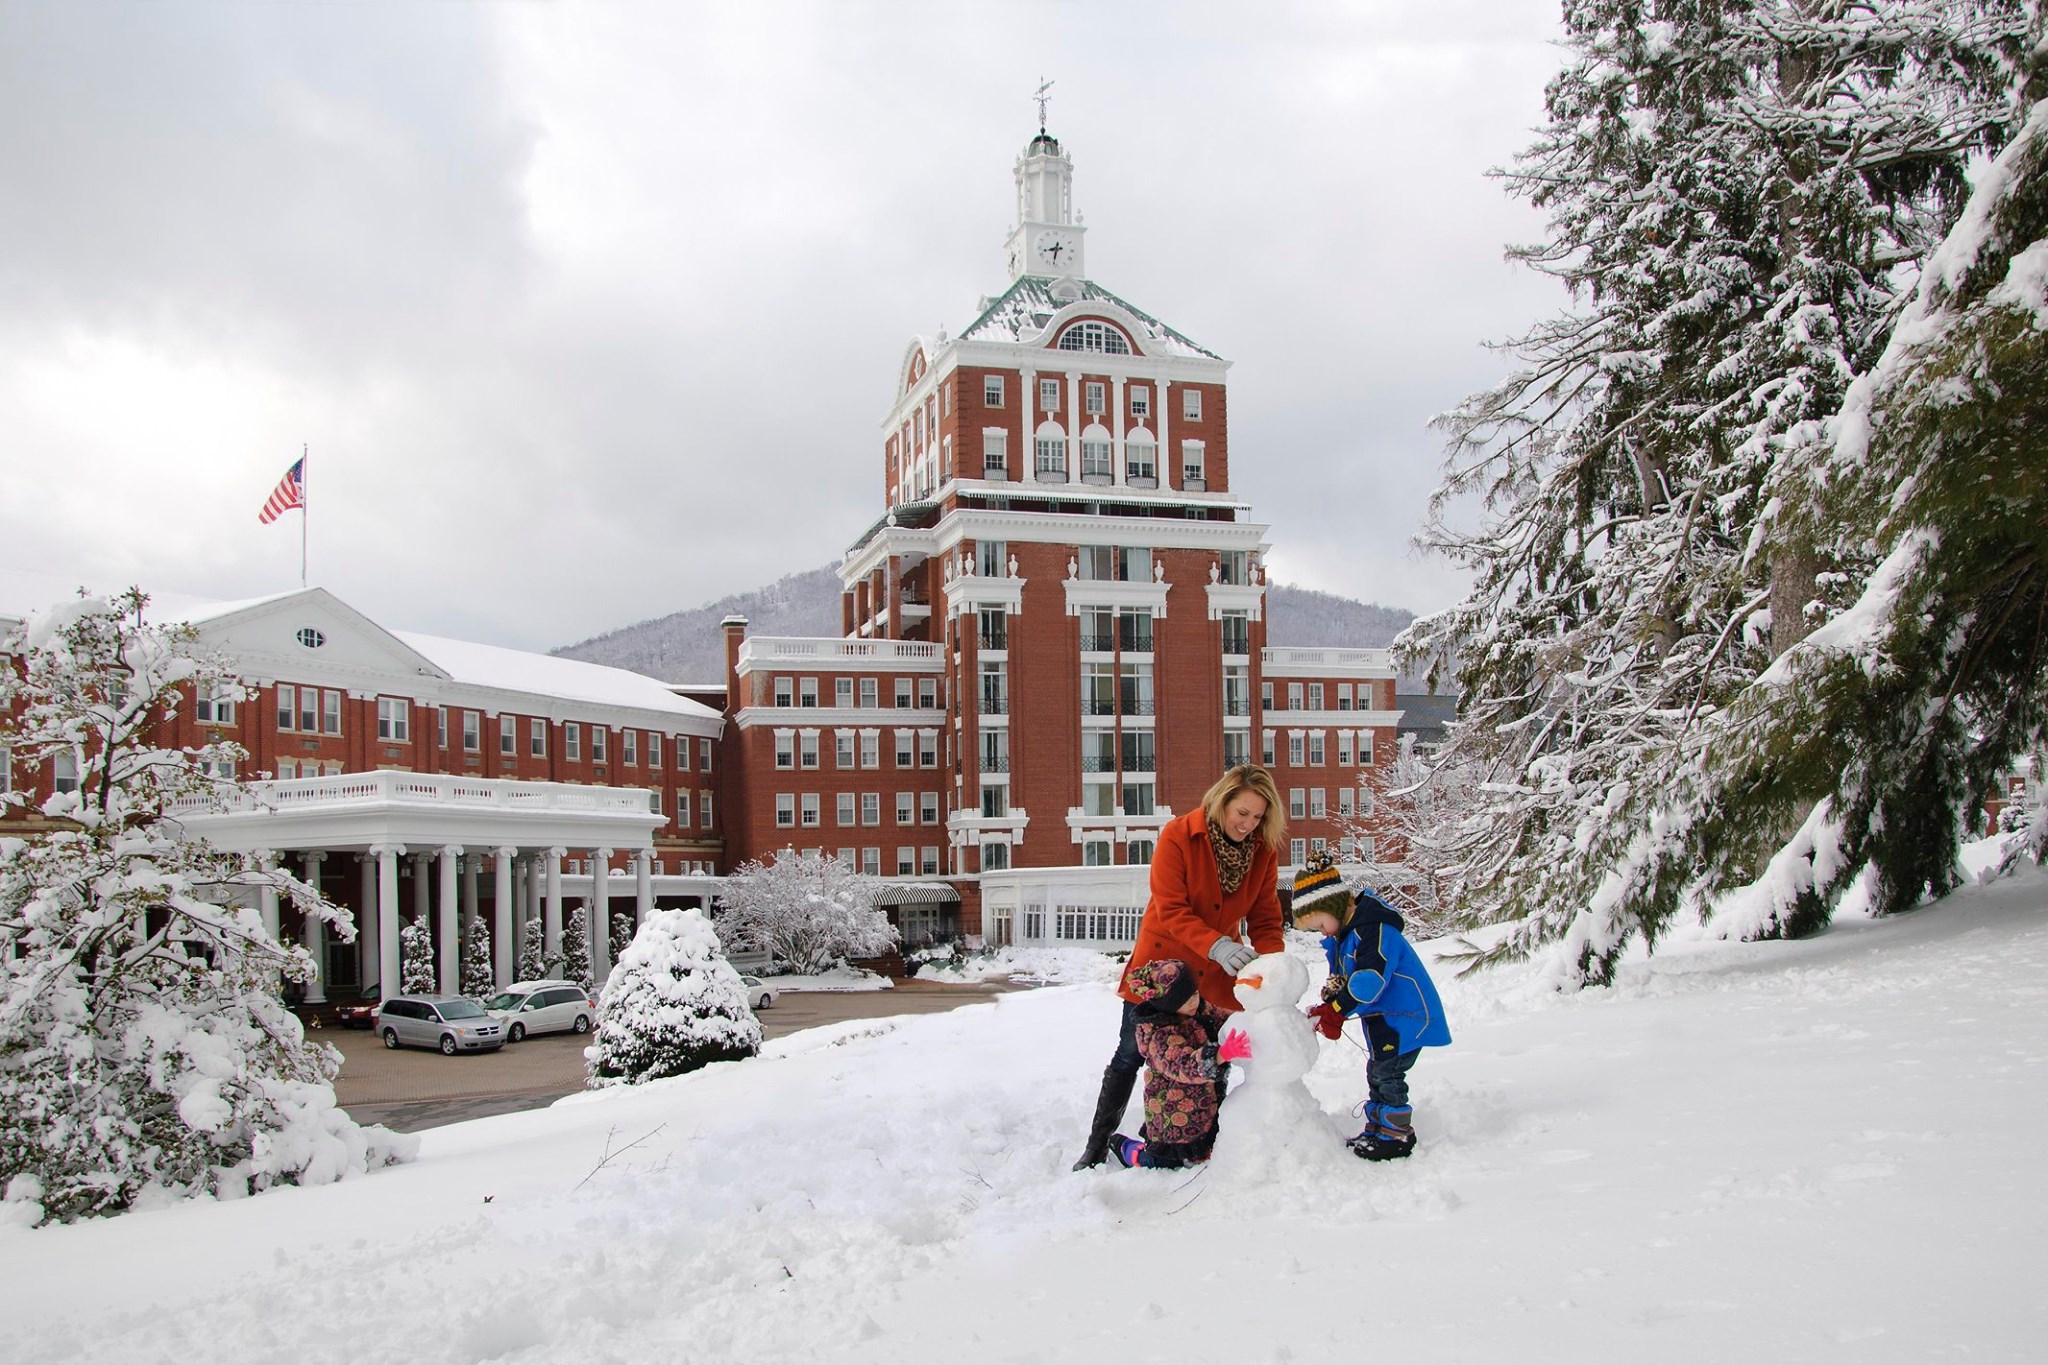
[1207,938,1256,975]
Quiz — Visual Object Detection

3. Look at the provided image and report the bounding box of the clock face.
[1035,231,1074,267]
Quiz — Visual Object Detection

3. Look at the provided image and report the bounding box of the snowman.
[1205,951,1350,1178]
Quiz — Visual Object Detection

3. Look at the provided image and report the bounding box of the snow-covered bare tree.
[586,908,761,1087]
[1400,0,2029,983]
[0,591,411,1226]
[399,920,436,995]
[459,919,494,999]
[1343,742,1481,942]
[562,903,592,989]
[714,849,896,975]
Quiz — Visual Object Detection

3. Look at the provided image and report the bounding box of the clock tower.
[1003,128,1086,282]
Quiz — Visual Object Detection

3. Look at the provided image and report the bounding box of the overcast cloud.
[0,0,1564,651]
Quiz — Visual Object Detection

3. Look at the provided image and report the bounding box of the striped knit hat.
[1289,851,1350,923]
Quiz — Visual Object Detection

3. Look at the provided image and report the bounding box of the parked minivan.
[484,980,597,1041]
[377,995,505,1055]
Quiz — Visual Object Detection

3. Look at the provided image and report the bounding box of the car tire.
[508,1022,525,1043]
[382,1028,401,1050]
[440,1034,458,1056]
[757,994,771,1010]
[572,1014,591,1034]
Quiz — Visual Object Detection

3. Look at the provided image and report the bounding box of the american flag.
[258,458,305,525]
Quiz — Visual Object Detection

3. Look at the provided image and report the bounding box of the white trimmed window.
[648,733,662,768]
[1125,436,1156,483]
[677,790,691,826]
[1290,837,1306,866]
[1262,730,1277,766]
[897,792,915,825]
[1288,732,1305,766]
[1339,786,1355,817]
[837,792,857,827]
[895,730,914,768]
[775,794,795,828]
[436,706,448,749]
[701,791,714,826]
[1035,432,1067,477]
[774,732,795,769]
[1130,385,1150,417]
[1085,381,1105,415]
[322,689,342,735]
[1309,733,1326,765]
[195,687,236,725]
[276,684,296,731]
[1338,731,1354,765]
[1039,378,1060,411]
[799,677,819,707]
[701,738,715,772]
[1310,788,1327,819]
[1182,387,1202,421]
[774,677,793,707]
[463,710,481,751]
[984,374,1004,406]
[800,732,820,769]
[566,723,583,761]
[1308,684,1324,710]
[861,792,881,825]
[860,730,880,768]
[1359,731,1376,765]
[895,677,914,708]
[801,793,820,827]
[982,429,1008,473]
[835,731,856,769]
[501,718,516,757]
[859,678,879,708]
[530,718,546,757]
[51,751,80,795]
[861,847,881,876]
[593,727,608,762]
[921,846,940,876]
[1181,439,1206,486]
[921,791,940,824]
[377,697,410,743]
[1289,788,1306,819]
[836,677,854,707]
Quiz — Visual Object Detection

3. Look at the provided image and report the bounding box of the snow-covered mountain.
[5,839,2041,1361]
[552,565,1421,685]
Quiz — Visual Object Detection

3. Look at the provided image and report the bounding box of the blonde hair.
[1200,764,1287,852]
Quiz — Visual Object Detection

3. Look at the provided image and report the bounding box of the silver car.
[484,980,597,1041]
[377,995,505,1055]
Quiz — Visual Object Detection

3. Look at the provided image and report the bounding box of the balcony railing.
[1223,698,1251,717]
[979,756,1010,773]
[1118,697,1157,716]
[1081,756,1115,773]
[978,631,1008,651]
[1079,633,1115,652]
[1083,697,1118,716]
[979,694,1009,715]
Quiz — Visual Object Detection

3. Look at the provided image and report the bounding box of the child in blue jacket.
[1289,853,1451,1160]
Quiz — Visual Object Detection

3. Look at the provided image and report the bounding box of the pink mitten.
[1216,1029,1253,1064]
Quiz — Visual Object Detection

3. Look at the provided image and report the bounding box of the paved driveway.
[329,978,1020,1132]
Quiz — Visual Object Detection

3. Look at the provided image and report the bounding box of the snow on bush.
[399,920,436,995]
[0,590,413,1225]
[460,919,494,999]
[517,919,548,982]
[586,908,761,1087]
[562,904,592,988]
[714,848,897,975]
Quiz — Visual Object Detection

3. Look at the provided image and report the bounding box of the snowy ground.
[759,966,893,992]
[5,855,2045,1364]
[911,943,1127,986]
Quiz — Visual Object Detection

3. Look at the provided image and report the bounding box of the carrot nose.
[1237,973,1263,990]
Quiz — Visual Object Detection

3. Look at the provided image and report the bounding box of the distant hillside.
[553,565,1424,686]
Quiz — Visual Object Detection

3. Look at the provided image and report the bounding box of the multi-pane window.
[918,678,939,708]
[1121,782,1156,816]
[981,841,1010,872]
[921,847,940,875]
[1337,684,1354,711]
[801,793,820,827]
[1261,681,1275,712]
[701,738,715,772]
[501,718,516,757]
[981,783,1008,817]
[51,751,80,794]
[1223,730,1250,769]
[1080,435,1113,479]
[1262,730,1277,766]
[774,732,795,769]
[1083,840,1113,867]
[860,730,881,768]
[676,790,691,826]
[1337,731,1354,766]
[895,730,914,767]
[861,848,881,876]
[593,727,608,762]
[1338,786,1354,817]
[297,688,317,733]
[984,374,1004,406]
[1057,321,1131,353]
[1120,730,1157,773]
[321,689,341,735]
[1290,838,1307,866]
[1183,387,1203,421]
[1289,788,1307,820]
[1128,838,1155,865]
[1182,440,1206,486]
[775,794,795,828]
[377,697,410,743]
[859,678,878,708]
[1288,683,1304,710]
[1309,733,1326,766]
[921,791,940,824]
[1308,684,1324,710]
[195,687,236,725]
[276,684,297,731]
[800,732,820,769]
[1117,607,1153,653]
[1039,378,1060,411]
[436,707,449,749]
[1085,382,1105,415]
[1125,437,1156,483]
[1219,550,1249,586]
[1310,788,1328,819]
[1221,611,1251,657]
[799,677,819,707]
[701,791,714,826]
[1130,385,1151,417]
[982,430,1008,473]
[530,718,546,757]
[1288,732,1305,765]
[978,607,1007,650]
[895,677,914,708]
[836,731,856,769]
[896,792,916,825]
[837,793,857,827]
[649,734,662,768]
[861,793,881,826]
[1359,731,1376,765]
[836,677,854,707]
[1035,433,1067,477]
[979,661,1008,714]
[463,710,481,752]
[566,723,583,761]
[897,847,917,876]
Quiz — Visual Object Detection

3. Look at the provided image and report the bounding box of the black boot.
[1072,1065,1139,1170]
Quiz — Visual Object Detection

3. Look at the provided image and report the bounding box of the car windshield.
[485,993,525,1011]
[439,1000,488,1020]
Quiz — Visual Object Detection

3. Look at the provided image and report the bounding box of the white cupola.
[1003,127,1086,283]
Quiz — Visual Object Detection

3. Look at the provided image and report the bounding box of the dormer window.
[1055,321,1131,354]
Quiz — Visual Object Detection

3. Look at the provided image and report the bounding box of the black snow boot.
[1072,1065,1139,1170]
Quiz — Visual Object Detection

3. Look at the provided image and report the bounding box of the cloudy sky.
[0,1,1564,653]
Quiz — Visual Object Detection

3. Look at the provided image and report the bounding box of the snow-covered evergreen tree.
[1346,743,1478,942]
[611,910,635,960]
[460,919,494,999]
[562,904,592,989]
[0,590,412,1225]
[714,849,896,975]
[399,920,436,995]
[1400,0,2029,982]
[517,918,547,982]
[586,908,761,1087]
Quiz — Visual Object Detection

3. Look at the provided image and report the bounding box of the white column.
[1020,366,1035,480]
[590,847,614,982]
[257,855,280,940]
[634,850,653,931]
[1065,368,1081,485]
[301,851,327,1004]
[438,845,463,996]
[545,847,565,960]
[461,853,480,939]
[410,852,432,923]
[376,844,405,1002]
[1112,375,1127,485]
[494,847,516,988]
[1157,377,1172,487]
[357,853,379,994]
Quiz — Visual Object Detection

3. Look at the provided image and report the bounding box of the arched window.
[1034,421,1068,481]
[1055,320,1132,354]
[1125,427,1157,485]
[1079,423,1114,481]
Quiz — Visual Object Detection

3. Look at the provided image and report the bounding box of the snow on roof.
[958,277,1223,360]
[394,630,719,721]
[0,565,297,630]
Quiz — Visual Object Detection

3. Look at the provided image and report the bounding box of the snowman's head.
[1232,951,1309,1012]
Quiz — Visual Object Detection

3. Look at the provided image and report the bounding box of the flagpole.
[300,443,308,588]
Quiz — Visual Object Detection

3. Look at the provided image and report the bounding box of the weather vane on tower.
[1034,78,1054,132]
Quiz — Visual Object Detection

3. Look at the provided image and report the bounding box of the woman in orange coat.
[1071,764,1288,1169]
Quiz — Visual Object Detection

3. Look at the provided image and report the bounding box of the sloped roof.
[959,277,1223,360]
[395,630,719,721]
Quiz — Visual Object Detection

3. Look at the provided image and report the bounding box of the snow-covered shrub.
[562,904,592,988]
[0,590,412,1225]
[399,920,436,995]
[586,908,761,1087]
[460,919,494,999]
[611,910,635,959]
[517,918,547,982]
[714,849,897,975]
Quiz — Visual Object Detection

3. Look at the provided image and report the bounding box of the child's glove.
[1305,1001,1345,1040]
[1320,974,1360,1014]
[1208,938,1256,975]
[1216,1029,1252,1064]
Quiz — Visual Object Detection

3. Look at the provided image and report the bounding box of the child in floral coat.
[1110,957,1242,1168]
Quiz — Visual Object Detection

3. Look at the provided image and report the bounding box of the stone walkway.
[329,978,1022,1132]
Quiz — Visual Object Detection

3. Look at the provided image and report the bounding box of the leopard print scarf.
[1208,819,1253,895]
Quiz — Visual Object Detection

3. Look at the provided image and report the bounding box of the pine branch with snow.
[517,918,547,982]
[0,589,412,1226]
[460,919,494,999]
[562,904,592,989]
[399,921,436,995]
[586,908,761,1087]
[713,849,897,975]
